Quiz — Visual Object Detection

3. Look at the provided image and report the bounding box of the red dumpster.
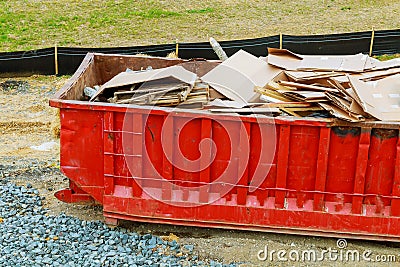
[50,53,400,241]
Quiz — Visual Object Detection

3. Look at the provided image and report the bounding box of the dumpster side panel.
[100,113,400,240]
[287,125,319,203]
[250,123,278,205]
[56,102,400,240]
[173,117,202,188]
[364,129,398,206]
[60,108,104,202]
[325,127,360,203]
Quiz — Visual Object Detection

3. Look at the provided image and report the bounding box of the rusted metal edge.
[52,53,95,100]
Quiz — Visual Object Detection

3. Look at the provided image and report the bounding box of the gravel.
[0,180,238,266]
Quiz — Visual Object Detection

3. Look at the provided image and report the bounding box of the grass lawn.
[1,0,400,52]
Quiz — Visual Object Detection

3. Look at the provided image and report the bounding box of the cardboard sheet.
[256,86,295,102]
[349,74,400,121]
[279,90,327,101]
[298,56,343,71]
[268,48,369,72]
[209,107,281,114]
[372,57,400,70]
[319,103,364,122]
[267,48,303,70]
[202,50,281,104]
[361,67,400,81]
[325,92,365,120]
[298,54,367,72]
[206,99,246,108]
[285,70,340,81]
[279,81,338,92]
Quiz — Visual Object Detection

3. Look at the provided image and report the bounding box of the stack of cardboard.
[87,49,400,121]
[254,48,400,121]
[89,66,209,108]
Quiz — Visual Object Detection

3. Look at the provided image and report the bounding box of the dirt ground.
[1,76,400,266]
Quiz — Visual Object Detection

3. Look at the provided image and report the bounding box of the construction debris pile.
[86,48,400,122]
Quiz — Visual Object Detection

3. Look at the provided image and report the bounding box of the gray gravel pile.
[0,181,237,267]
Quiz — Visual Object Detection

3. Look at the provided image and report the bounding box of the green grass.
[186,8,214,14]
[126,7,214,19]
[375,54,400,61]
[129,9,182,18]
[0,0,399,52]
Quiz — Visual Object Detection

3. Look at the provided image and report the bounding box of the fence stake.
[369,28,375,57]
[279,33,283,49]
[175,40,179,58]
[54,45,59,75]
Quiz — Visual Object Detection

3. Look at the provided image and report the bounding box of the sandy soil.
[1,76,399,266]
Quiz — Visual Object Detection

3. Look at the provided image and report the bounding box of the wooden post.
[175,40,179,58]
[54,45,59,75]
[279,33,283,49]
[369,28,375,57]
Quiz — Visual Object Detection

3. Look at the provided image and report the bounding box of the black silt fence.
[0,29,399,76]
